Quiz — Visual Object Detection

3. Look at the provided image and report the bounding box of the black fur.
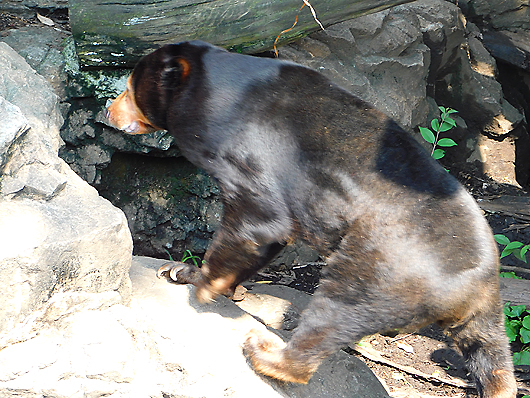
[123,41,517,397]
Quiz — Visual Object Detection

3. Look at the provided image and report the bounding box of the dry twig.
[352,343,475,390]
[273,0,324,57]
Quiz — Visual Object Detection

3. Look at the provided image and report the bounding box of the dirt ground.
[354,327,478,398]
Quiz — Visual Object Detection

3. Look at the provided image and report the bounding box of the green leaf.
[500,248,514,259]
[505,321,519,342]
[522,315,530,329]
[438,106,446,113]
[513,350,530,366]
[506,241,524,250]
[439,121,454,132]
[431,119,440,131]
[446,108,458,114]
[514,249,528,263]
[164,248,174,262]
[432,149,445,159]
[419,127,435,144]
[444,117,457,126]
[500,271,522,279]
[494,234,511,245]
[437,138,457,147]
[519,245,530,263]
[501,241,524,258]
[505,304,527,318]
[520,327,530,344]
[181,249,201,266]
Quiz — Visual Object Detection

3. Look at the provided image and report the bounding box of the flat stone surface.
[131,256,392,398]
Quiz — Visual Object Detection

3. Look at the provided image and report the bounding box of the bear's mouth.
[122,120,140,134]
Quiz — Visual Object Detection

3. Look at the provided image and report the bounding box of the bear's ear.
[160,55,191,87]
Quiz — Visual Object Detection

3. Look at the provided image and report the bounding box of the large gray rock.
[0,256,391,398]
[435,33,523,137]
[1,0,67,16]
[0,25,70,100]
[0,42,132,333]
[461,0,530,30]
[483,30,530,71]
[0,97,29,172]
[279,4,431,130]
[280,0,523,138]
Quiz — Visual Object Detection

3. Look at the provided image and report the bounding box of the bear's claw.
[156,261,201,284]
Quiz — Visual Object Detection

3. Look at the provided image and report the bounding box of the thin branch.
[301,0,324,30]
[352,344,475,390]
[273,0,324,57]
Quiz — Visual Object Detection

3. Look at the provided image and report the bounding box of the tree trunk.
[69,0,415,68]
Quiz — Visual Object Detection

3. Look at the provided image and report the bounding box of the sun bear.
[106,41,517,398]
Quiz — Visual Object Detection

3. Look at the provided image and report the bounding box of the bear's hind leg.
[447,305,517,398]
[243,294,387,384]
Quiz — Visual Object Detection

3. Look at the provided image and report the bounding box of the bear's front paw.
[156,261,201,284]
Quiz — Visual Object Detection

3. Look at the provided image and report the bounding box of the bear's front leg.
[193,227,284,303]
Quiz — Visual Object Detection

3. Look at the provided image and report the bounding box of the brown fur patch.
[195,274,237,303]
[106,76,160,134]
[243,329,315,384]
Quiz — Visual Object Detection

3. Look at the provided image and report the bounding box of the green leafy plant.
[496,234,530,365]
[419,107,458,160]
[181,249,202,267]
[494,234,530,263]
[504,302,530,366]
[500,271,523,279]
[164,248,202,267]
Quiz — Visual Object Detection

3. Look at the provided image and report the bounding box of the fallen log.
[69,0,415,68]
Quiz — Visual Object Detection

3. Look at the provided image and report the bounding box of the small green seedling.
[419,106,458,160]
[164,248,203,267]
[181,249,202,267]
[504,302,530,366]
[494,234,530,263]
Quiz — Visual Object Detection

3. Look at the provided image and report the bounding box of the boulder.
[0,256,391,398]
[279,5,431,130]
[0,42,132,333]
[460,0,530,30]
[483,30,530,71]
[280,0,524,138]
[0,25,70,100]
[0,97,28,171]
[0,0,67,18]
